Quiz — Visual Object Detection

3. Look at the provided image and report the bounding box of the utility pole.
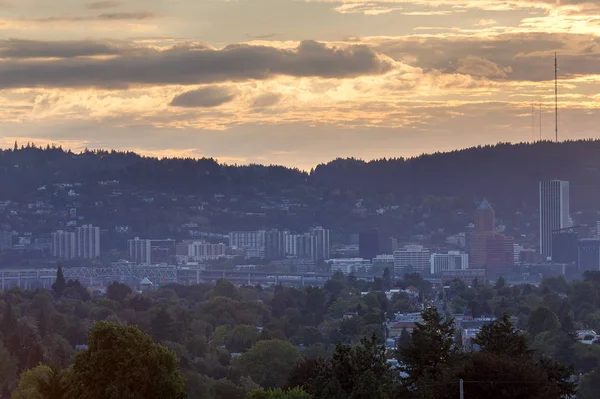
[460,379,464,399]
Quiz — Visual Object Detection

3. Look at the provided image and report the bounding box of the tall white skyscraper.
[52,230,76,259]
[128,237,152,265]
[540,180,570,258]
[76,224,100,259]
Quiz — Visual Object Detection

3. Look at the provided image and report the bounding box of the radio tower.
[555,52,558,142]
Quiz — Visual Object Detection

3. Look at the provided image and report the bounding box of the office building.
[52,230,76,259]
[229,231,266,251]
[540,180,570,258]
[311,226,330,261]
[359,230,379,260]
[578,239,600,272]
[552,230,578,264]
[184,241,226,261]
[265,230,285,260]
[430,251,469,275]
[150,239,176,264]
[470,200,514,279]
[393,245,431,275]
[297,233,318,262]
[76,224,100,259]
[128,237,152,265]
[284,233,299,257]
[475,199,495,232]
[328,258,371,274]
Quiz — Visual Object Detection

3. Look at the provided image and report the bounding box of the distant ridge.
[2,140,600,211]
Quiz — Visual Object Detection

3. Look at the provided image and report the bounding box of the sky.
[1,0,600,169]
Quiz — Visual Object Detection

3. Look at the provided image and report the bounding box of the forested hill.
[1,139,600,211]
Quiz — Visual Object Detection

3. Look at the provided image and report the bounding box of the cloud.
[456,56,513,78]
[87,1,120,9]
[170,86,237,107]
[475,19,497,26]
[0,39,121,58]
[252,93,283,108]
[0,40,392,89]
[31,12,157,23]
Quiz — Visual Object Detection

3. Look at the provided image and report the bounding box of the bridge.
[0,266,342,290]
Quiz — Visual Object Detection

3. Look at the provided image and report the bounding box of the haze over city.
[2,0,600,168]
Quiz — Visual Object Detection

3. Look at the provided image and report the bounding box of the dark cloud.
[0,40,392,89]
[87,1,119,9]
[32,12,157,22]
[373,32,600,81]
[170,86,236,108]
[252,93,282,108]
[0,39,120,59]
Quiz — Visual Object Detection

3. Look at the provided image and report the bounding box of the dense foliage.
[4,270,600,397]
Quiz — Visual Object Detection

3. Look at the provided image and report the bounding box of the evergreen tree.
[397,327,411,350]
[151,307,175,343]
[397,307,456,386]
[0,301,17,339]
[52,267,66,299]
[471,313,533,358]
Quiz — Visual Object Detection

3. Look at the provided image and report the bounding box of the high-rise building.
[552,230,578,264]
[52,230,76,259]
[393,245,431,275]
[311,226,330,261]
[475,199,495,232]
[359,230,379,260]
[265,230,285,260]
[540,180,570,258]
[430,251,469,275]
[470,201,514,279]
[229,231,266,251]
[128,237,152,265]
[181,240,227,261]
[150,239,176,264]
[578,239,600,272]
[76,224,100,259]
[297,233,318,262]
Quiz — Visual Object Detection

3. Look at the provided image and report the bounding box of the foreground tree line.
[1,308,578,399]
[2,269,600,397]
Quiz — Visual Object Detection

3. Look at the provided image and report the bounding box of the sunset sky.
[1,0,600,169]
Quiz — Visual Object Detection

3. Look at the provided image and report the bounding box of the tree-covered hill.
[2,140,600,241]
[2,140,599,209]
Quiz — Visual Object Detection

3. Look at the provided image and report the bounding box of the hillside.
[1,140,599,241]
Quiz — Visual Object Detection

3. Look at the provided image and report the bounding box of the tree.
[0,341,17,394]
[68,321,186,399]
[290,335,404,399]
[246,387,311,399]
[398,307,456,386]
[397,327,411,350]
[578,366,600,399]
[1,301,17,339]
[11,364,52,399]
[494,276,506,290]
[236,340,302,388]
[34,366,68,399]
[51,268,66,299]
[106,282,132,303]
[471,313,533,358]
[528,307,560,337]
[227,325,259,353]
[382,268,392,291]
[150,308,175,343]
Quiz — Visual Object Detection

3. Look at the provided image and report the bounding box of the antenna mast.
[539,99,542,141]
[555,52,558,142]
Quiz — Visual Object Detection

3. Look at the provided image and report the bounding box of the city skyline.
[1,1,600,169]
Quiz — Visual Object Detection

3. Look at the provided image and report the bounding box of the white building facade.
[430,251,469,275]
[393,245,431,275]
